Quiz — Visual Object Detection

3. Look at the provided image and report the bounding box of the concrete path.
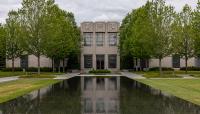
[0,76,19,83]
[54,73,79,80]
[121,72,146,79]
[177,74,196,79]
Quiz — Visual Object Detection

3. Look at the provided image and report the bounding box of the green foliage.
[2,67,52,72]
[5,11,24,71]
[89,69,111,74]
[149,67,174,71]
[180,67,200,71]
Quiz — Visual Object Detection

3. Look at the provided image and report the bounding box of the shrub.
[27,67,52,72]
[149,67,174,71]
[180,67,200,71]
[2,68,23,72]
[89,69,111,74]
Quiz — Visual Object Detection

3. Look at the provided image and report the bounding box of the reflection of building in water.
[81,77,120,114]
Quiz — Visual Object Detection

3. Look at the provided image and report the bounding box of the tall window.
[96,33,104,46]
[108,55,117,68]
[108,33,117,46]
[20,55,28,69]
[84,55,93,68]
[172,55,180,68]
[83,33,93,46]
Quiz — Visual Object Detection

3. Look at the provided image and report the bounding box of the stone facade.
[80,22,120,72]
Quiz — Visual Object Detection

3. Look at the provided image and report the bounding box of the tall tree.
[42,3,80,72]
[193,1,200,57]
[173,5,195,73]
[150,0,175,75]
[5,11,23,72]
[0,24,6,69]
[19,0,51,74]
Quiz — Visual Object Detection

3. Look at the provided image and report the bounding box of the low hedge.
[2,67,52,72]
[180,67,200,71]
[89,69,111,74]
[149,67,174,71]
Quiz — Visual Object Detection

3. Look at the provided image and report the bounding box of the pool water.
[0,76,200,114]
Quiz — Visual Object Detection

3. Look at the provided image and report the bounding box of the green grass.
[135,71,180,78]
[0,71,64,78]
[0,79,60,103]
[134,71,200,78]
[137,79,200,106]
[0,72,25,78]
[19,74,56,79]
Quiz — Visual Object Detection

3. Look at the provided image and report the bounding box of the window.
[0,55,5,69]
[83,33,93,46]
[172,55,180,68]
[20,55,28,69]
[84,55,93,68]
[196,57,200,67]
[96,78,105,90]
[108,55,117,68]
[96,33,104,46]
[84,98,93,113]
[108,33,117,46]
[108,77,117,90]
[96,98,105,113]
[84,77,93,91]
[108,99,118,113]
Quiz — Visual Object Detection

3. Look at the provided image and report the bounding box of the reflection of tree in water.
[0,77,81,114]
[120,78,200,114]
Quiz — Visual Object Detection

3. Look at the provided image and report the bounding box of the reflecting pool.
[0,76,200,114]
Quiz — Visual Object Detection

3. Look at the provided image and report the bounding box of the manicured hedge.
[89,69,111,74]
[149,67,174,71]
[180,67,200,71]
[2,67,52,72]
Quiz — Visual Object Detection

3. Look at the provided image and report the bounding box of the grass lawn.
[0,72,26,78]
[0,79,60,103]
[0,71,64,78]
[19,74,56,78]
[135,71,200,78]
[137,79,200,106]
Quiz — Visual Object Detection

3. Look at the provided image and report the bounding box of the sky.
[0,0,198,25]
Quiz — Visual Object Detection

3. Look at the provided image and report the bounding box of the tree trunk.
[63,59,65,73]
[37,55,40,75]
[58,60,61,73]
[52,58,55,72]
[159,58,163,76]
[185,57,188,74]
[12,58,14,72]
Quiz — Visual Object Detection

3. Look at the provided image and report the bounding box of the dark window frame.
[84,55,93,68]
[108,33,117,46]
[108,54,117,68]
[83,32,93,46]
[96,32,105,46]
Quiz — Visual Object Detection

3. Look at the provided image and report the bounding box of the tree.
[193,1,200,57]
[0,24,6,69]
[172,5,195,73]
[120,2,155,70]
[19,0,51,74]
[5,11,23,72]
[149,0,175,75]
[42,3,80,72]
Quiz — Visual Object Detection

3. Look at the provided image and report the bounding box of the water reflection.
[81,77,120,114]
[0,77,200,114]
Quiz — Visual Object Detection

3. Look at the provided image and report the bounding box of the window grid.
[83,33,93,46]
[108,33,117,46]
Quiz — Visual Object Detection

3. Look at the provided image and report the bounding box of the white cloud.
[0,0,198,24]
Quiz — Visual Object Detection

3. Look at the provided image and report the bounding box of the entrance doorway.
[96,55,105,70]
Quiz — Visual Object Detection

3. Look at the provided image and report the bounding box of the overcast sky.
[0,0,198,25]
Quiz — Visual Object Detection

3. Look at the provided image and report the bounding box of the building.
[80,22,120,73]
[5,21,200,71]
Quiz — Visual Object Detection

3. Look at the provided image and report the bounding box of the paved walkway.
[177,74,196,79]
[0,76,19,83]
[121,72,146,79]
[54,73,79,80]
